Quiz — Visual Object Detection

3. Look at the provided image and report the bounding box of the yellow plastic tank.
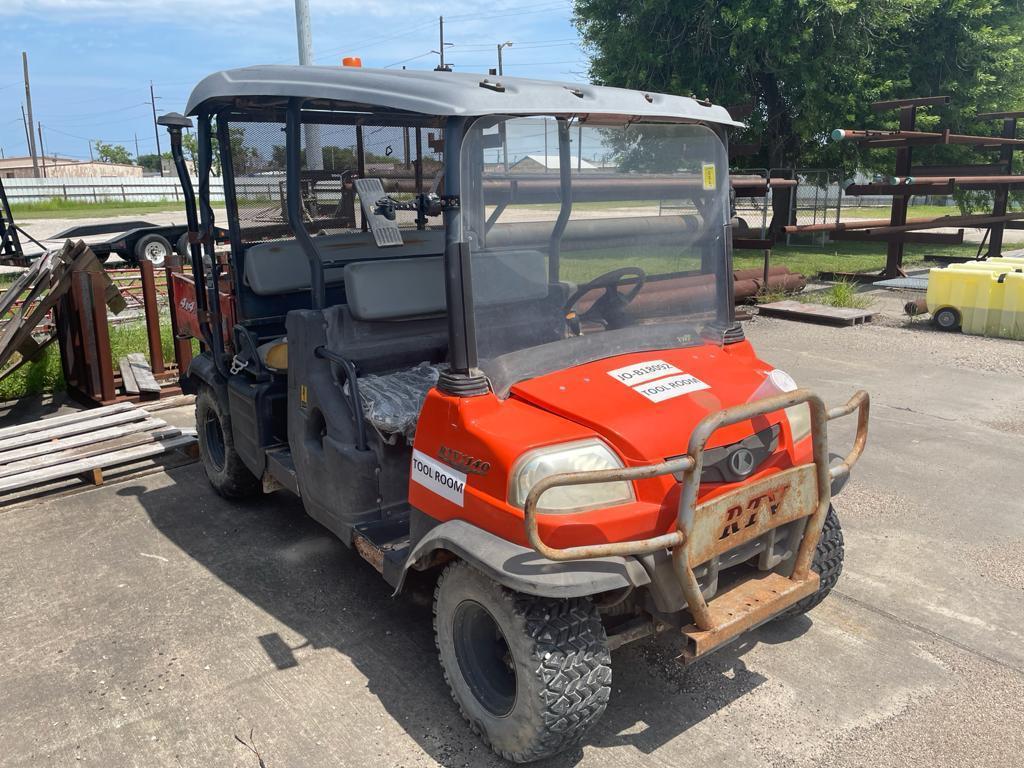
[952,257,1024,272]
[926,264,1024,339]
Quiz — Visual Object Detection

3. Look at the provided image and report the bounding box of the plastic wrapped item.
[356,362,441,442]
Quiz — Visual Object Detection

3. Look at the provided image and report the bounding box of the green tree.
[136,153,170,173]
[573,0,1024,174]
[94,141,133,165]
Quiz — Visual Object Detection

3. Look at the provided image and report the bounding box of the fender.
[397,518,651,599]
[184,352,225,398]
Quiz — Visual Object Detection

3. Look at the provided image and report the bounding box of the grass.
[743,241,980,277]
[839,203,959,220]
[0,319,183,402]
[555,239,980,286]
[805,280,874,309]
[10,198,186,220]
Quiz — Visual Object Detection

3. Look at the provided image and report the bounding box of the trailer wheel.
[434,561,611,763]
[785,505,844,616]
[196,386,261,499]
[933,306,961,331]
[176,232,192,257]
[135,233,173,268]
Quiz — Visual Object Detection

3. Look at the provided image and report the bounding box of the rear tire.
[195,385,261,499]
[434,561,611,763]
[785,505,844,616]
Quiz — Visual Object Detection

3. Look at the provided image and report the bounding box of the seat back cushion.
[244,229,445,296]
[343,249,549,322]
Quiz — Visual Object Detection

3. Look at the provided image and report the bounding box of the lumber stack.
[0,394,197,499]
[0,240,124,386]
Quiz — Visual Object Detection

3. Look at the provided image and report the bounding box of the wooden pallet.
[757,300,876,326]
[0,394,197,498]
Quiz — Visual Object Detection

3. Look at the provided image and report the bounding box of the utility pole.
[22,52,40,178]
[88,139,94,162]
[434,17,452,71]
[294,0,323,170]
[134,133,140,163]
[150,81,163,176]
[37,123,46,177]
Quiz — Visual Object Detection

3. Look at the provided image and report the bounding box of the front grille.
[668,424,781,483]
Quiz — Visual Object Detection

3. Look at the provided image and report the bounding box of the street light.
[496,41,513,76]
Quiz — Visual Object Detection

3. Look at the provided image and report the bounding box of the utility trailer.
[162,65,869,762]
[47,220,229,267]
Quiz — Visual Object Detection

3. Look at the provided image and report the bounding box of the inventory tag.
[702,163,717,191]
[607,359,681,386]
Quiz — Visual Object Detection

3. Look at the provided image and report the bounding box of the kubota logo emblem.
[718,484,791,541]
[727,447,756,477]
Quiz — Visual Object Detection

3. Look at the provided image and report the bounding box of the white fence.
[3,175,296,205]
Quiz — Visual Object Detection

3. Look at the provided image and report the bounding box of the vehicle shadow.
[119,464,812,767]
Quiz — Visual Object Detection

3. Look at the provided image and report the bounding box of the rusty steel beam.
[872,95,950,112]
[785,215,929,233]
[832,128,1024,148]
[139,259,165,376]
[838,212,1024,237]
[977,110,1024,120]
[844,181,954,196]
[892,174,1024,186]
[830,229,964,245]
[787,212,1024,235]
[88,270,116,403]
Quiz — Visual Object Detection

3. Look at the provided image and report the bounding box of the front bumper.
[523,388,870,659]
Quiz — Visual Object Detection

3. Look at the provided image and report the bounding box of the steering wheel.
[565,266,647,330]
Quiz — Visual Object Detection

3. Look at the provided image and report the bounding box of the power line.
[304,1,571,64]
[384,51,437,69]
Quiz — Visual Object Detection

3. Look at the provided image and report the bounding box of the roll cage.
[167,66,742,388]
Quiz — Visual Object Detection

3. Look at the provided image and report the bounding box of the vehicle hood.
[509,343,783,462]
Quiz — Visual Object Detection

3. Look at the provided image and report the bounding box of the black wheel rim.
[452,600,517,717]
[203,410,226,472]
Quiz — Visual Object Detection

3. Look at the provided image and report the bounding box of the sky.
[0,0,589,163]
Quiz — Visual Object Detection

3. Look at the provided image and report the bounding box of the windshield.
[459,117,731,376]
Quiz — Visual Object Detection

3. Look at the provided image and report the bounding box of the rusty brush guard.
[523,389,870,659]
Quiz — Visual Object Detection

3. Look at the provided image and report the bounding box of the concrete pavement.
[1,316,1022,767]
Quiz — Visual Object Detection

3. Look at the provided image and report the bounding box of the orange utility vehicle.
[162,66,869,762]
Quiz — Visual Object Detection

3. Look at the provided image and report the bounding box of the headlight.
[784,402,812,443]
[771,369,812,443]
[509,439,635,513]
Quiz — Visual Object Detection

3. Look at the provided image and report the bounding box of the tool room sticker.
[411,449,467,505]
[632,373,710,403]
